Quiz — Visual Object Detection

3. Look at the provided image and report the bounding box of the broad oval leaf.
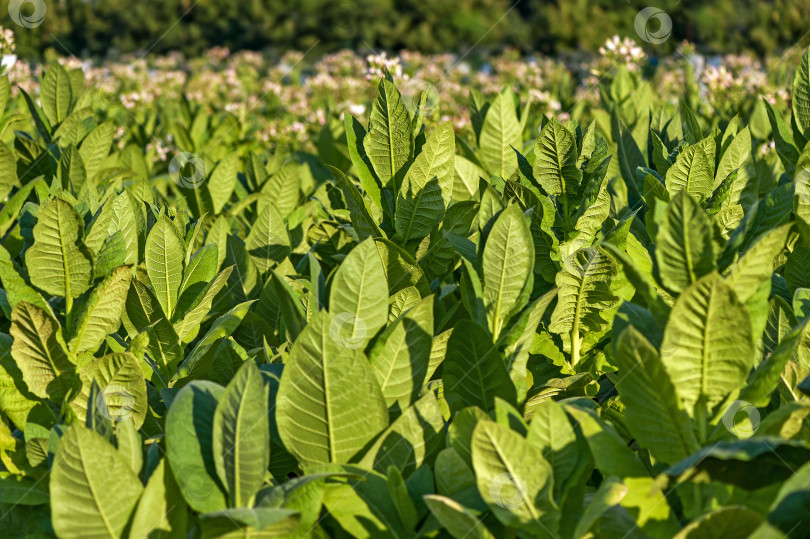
[26,198,92,299]
[660,272,754,413]
[51,424,143,539]
[395,122,455,241]
[166,380,229,513]
[145,214,185,319]
[482,203,534,338]
[328,237,389,346]
[212,360,270,508]
[471,420,558,534]
[276,310,388,467]
[656,190,715,294]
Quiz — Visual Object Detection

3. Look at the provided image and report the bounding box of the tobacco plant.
[0,47,809,539]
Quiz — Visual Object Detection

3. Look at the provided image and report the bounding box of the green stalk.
[65,294,73,334]
[570,327,580,367]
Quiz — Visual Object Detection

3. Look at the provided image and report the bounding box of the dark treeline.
[3,0,809,59]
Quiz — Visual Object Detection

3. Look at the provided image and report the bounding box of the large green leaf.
[479,88,521,178]
[549,246,618,359]
[443,319,516,411]
[276,310,388,467]
[70,352,148,428]
[175,243,219,318]
[471,420,558,535]
[723,223,791,303]
[51,425,143,538]
[613,326,698,464]
[245,202,290,274]
[533,117,581,203]
[0,333,37,429]
[208,153,238,214]
[41,64,73,126]
[213,360,269,508]
[660,272,754,413]
[328,237,389,346]
[0,244,50,314]
[166,381,229,513]
[665,136,715,202]
[525,399,582,501]
[793,47,810,140]
[26,198,92,299]
[174,266,233,342]
[344,115,383,209]
[395,122,455,241]
[128,458,188,539]
[369,296,434,415]
[482,203,534,339]
[10,302,76,400]
[364,79,413,192]
[145,214,185,319]
[331,165,383,240]
[655,191,715,294]
[423,495,494,539]
[70,265,132,354]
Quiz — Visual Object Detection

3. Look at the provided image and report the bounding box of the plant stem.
[571,328,580,367]
[65,295,73,333]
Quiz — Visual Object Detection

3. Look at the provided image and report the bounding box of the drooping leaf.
[10,302,76,401]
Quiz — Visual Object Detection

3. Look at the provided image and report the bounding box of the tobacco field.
[1,33,810,539]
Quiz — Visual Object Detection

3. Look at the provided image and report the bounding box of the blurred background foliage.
[3,0,810,59]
